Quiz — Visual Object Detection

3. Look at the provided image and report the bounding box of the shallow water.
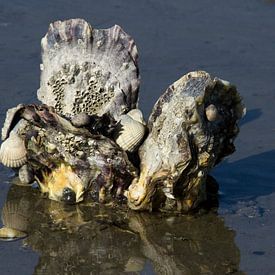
[0,0,274,274]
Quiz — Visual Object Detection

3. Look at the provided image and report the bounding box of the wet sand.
[0,0,275,274]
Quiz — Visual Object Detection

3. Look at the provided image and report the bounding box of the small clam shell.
[0,132,27,168]
[205,104,219,122]
[115,114,146,152]
[0,227,27,241]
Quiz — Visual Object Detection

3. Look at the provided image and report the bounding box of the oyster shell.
[38,19,140,120]
[0,131,27,168]
[1,104,25,141]
[126,71,245,212]
[13,104,138,204]
[115,109,147,152]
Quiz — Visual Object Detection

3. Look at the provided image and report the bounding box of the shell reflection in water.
[0,198,28,241]
[0,132,27,168]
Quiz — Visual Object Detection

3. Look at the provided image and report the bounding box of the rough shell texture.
[16,104,138,203]
[127,71,245,212]
[115,111,146,152]
[0,132,27,168]
[37,19,140,120]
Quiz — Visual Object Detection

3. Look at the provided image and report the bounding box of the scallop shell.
[0,132,27,168]
[127,109,146,125]
[37,19,140,120]
[205,104,219,122]
[115,111,146,152]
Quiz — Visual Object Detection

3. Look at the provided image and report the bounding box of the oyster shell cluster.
[0,19,245,213]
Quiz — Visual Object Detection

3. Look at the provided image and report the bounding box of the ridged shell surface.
[0,132,27,168]
[115,113,146,152]
[38,19,140,120]
[127,71,245,211]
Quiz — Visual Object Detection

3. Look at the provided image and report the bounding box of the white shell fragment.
[37,19,140,120]
[205,104,219,122]
[0,132,27,168]
[115,109,146,152]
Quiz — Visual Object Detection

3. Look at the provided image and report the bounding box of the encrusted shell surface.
[127,71,245,211]
[0,132,27,168]
[38,19,140,120]
[115,110,146,152]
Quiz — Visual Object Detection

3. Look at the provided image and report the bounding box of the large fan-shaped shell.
[127,71,245,211]
[0,132,27,168]
[37,19,140,120]
[115,113,146,152]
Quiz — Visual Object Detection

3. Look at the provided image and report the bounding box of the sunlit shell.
[115,112,146,152]
[37,19,140,120]
[205,104,219,122]
[127,109,146,125]
[0,132,27,168]
[0,227,27,241]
